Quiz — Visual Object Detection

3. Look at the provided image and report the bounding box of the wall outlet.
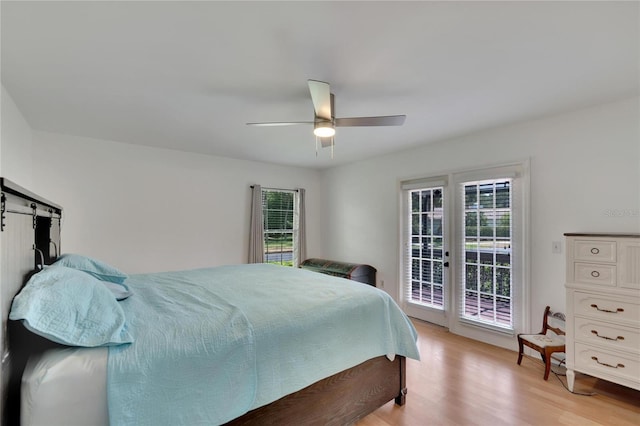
[552,241,562,254]
[380,280,385,287]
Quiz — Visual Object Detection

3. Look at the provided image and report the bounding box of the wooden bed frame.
[0,178,408,425]
[226,356,406,425]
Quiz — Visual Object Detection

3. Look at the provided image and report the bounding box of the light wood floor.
[357,319,640,426]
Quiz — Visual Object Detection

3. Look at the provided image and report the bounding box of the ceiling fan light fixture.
[313,121,335,138]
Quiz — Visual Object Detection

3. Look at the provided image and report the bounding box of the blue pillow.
[54,253,128,284]
[54,253,131,300]
[9,266,133,347]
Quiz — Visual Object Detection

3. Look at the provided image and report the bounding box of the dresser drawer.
[574,317,639,354]
[573,292,640,326]
[573,239,616,262]
[574,262,616,286]
[574,343,640,385]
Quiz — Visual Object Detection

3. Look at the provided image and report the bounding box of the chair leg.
[543,349,552,380]
[517,338,524,365]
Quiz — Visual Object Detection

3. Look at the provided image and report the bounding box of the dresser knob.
[590,247,600,255]
[590,270,600,278]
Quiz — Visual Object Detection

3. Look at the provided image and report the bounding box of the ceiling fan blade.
[307,80,332,120]
[335,115,406,127]
[246,121,313,127]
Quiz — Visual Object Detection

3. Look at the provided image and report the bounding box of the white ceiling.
[2,1,638,170]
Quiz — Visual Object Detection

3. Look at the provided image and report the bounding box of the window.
[262,189,296,266]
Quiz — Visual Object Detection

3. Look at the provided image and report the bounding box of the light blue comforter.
[107,264,420,425]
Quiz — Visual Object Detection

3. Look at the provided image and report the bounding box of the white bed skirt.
[21,347,109,426]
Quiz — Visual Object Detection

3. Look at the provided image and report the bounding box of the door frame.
[398,160,530,350]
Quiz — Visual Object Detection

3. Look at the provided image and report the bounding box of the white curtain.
[293,188,307,267]
[248,185,264,263]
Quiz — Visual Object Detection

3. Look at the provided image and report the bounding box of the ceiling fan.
[246,80,406,154]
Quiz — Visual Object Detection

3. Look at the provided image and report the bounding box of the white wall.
[1,85,33,187]
[30,132,323,274]
[320,97,640,336]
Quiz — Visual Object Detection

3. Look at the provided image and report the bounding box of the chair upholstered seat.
[519,333,565,348]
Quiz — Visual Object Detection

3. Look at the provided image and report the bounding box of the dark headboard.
[0,178,63,424]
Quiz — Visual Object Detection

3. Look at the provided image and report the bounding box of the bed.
[0,178,420,425]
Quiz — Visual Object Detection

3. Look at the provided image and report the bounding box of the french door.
[401,178,449,326]
[401,163,526,341]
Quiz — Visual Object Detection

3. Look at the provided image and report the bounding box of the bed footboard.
[225,355,406,425]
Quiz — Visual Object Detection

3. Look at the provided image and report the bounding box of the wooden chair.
[517,306,566,380]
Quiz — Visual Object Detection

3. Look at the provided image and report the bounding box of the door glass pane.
[432,214,442,236]
[411,192,420,212]
[433,188,443,209]
[421,191,431,212]
[465,185,477,209]
[495,181,510,208]
[422,214,431,236]
[408,187,445,309]
[465,211,478,237]
[461,179,512,327]
[432,237,443,260]
[421,237,431,257]
[412,213,420,235]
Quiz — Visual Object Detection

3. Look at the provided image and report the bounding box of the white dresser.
[565,233,640,391]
